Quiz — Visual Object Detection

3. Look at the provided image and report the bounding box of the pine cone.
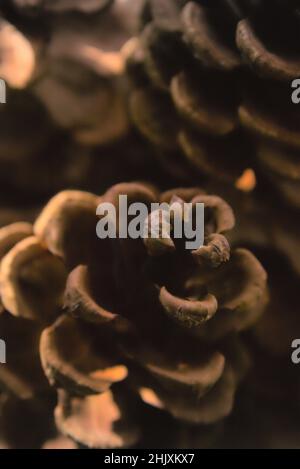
[0,183,267,448]
[1,0,130,144]
[127,0,300,204]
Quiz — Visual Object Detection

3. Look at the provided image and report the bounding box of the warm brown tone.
[0,183,267,447]
[127,0,300,207]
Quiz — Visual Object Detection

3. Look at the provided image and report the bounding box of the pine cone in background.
[0,11,91,198]
[125,4,300,429]
[126,0,300,202]
[0,184,267,448]
[0,0,152,202]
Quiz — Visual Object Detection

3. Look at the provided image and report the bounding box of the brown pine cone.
[0,184,267,448]
[0,0,131,145]
[0,0,143,200]
[126,0,300,204]
[216,242,300,448]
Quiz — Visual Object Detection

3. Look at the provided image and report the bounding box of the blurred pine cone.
[0,0,146,200]
[127,0,300,204]
[0,0,131,142]
[0,183,267,448]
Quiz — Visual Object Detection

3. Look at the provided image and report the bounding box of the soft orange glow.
[0,19,35,88]
[42,436,77,450]
[235,168,257,192]
[139,387,164,409]
[90,365,128,383]
[121,37,139,61]
[77,45,125,76]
